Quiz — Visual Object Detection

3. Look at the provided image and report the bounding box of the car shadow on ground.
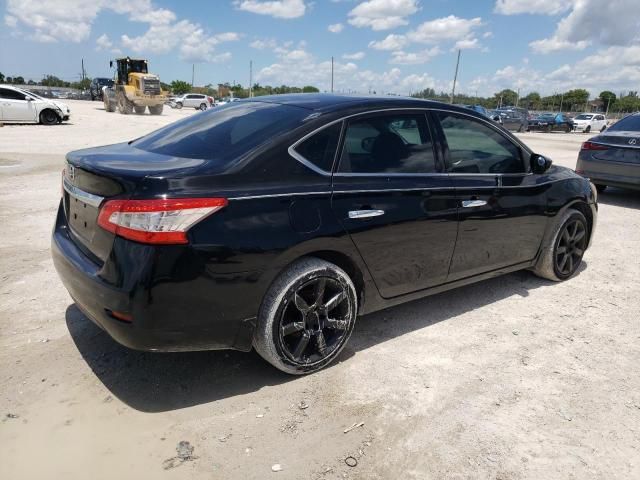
[597,187,640,209]
[66,265,586,413]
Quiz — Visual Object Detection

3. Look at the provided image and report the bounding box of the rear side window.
[338,113,436,174]
[293,123,342,172]
[134,102,309,161]
[437,112,524,174]
[609,114,640,132]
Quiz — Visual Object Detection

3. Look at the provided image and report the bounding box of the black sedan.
[52,95,597,374]
[576,112,640,192]
[528,113,574,132]
[90,77,114,101]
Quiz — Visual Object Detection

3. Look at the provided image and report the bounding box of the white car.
[0,85,71,125]
[173,93,211,110]
[573,113,607,133]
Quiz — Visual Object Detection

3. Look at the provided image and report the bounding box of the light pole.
[450,49,461,104]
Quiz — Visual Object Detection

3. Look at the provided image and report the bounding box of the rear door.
[330,111,458,298]
[0,87,36,122]
[433,110,548,280]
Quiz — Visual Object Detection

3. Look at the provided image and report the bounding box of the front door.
[0,88,36,122]
[331,111,458,298]
[432,110,548,280]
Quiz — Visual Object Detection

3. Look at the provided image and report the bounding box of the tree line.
[169,80,320,98]
[412,87,640,114]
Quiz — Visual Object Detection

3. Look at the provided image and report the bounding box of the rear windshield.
[575,114,593,120]
[133,101,309,161]
[608,114,640,132]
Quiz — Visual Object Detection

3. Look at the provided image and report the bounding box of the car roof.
[235,93,473,116]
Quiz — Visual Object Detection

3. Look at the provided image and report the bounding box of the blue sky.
[1,0,639,97]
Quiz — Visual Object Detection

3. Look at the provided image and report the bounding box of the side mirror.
[530,153,552,174]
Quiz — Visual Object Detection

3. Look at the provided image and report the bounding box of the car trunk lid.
[63,143,206,263]
[589,131,640,165]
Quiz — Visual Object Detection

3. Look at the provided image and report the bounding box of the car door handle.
[461,200,487,208]
[348,209,385,219]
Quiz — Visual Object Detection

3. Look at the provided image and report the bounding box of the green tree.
[0,72,4,83]
[522,92,541,109]
[494,89,518,107]
[12,76,25,85]
[302,85,319,93]
[41,75,68,87]
[599,90,616,110]
[170,80,191,95]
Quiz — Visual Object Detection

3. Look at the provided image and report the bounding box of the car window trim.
[288,107,533,177]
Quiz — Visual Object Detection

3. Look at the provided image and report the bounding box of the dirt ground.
[1,100,639,480]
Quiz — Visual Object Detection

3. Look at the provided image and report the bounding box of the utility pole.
[559,92,564,113]
[249,60,253,98]
[81,58,85,83]
[331,56,334,93]
[191,64,195,88]
[516,88,520,107]
[449,49,461,104]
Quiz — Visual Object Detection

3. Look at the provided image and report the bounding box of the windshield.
[608,114,640,132]
[133,101,311,162]
[575,114,593,120]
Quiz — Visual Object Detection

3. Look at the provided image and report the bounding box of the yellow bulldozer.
[103,57,167,115]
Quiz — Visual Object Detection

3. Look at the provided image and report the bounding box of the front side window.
[293,122,342,172]
[338,113,436,174]
[437,112,525,174]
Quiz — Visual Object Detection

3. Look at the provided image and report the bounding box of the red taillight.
[581,141,608,151]
[97,198,228,245]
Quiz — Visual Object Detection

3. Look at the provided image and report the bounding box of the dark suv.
[496,107,529,132]
[90,78,114,101]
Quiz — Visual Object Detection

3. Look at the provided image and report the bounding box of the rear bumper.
[577,156,640,190]
[51,203,259,352]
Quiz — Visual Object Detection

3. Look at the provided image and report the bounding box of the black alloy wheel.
[554,217,587,279]
[278,276,351,365]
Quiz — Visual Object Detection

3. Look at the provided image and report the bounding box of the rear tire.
[600,125,607,132]
[39,109,58,125]
[134,106,146,115]
[199,103,207,111]
[253,258,358,375]
[148,104,163,115]
[175,102,183,109]
[585,126,591,133]
[532,210,588,282]
[594,184,607,193]
[104,96,116,112]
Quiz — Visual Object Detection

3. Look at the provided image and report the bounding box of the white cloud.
[4,15,18,27]
[234,0,307,19]
[467,45,640,97]
[407,16,483,44]
[121,21,240,63]
[342,51,365,60]
[389,47,441,65]
[494,0,571,15]
[256,43,439,94]
[348,0,419,31]
[250,38,279,49]
[368,34,408,51]
[5,0,240,64]
[454,37,480,50]
[328,23,344,33]
[526,0,640,53]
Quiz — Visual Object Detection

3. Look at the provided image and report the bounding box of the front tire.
[585,126,591,133]
[117,92,133,114]
[253,258,358,375]
[148,104,163,115]
[39,109,58,125]
[134,106,146,115]
[532,210,588,281]
[199,103,207,111]
[594,184,607,193]
[175,102,183,109]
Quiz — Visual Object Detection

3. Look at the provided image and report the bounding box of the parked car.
[573,113,607,133]
[463,105,502,124]
[52,95,597,374]
[173,93,211,110]
[496,107,529,131]
[528,113,574,132]
[488,109,504,125]
[0,84,71,124]
[576,112,640,192]
[90,78,114,101]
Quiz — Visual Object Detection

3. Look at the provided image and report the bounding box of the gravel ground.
[1,100,639,480]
